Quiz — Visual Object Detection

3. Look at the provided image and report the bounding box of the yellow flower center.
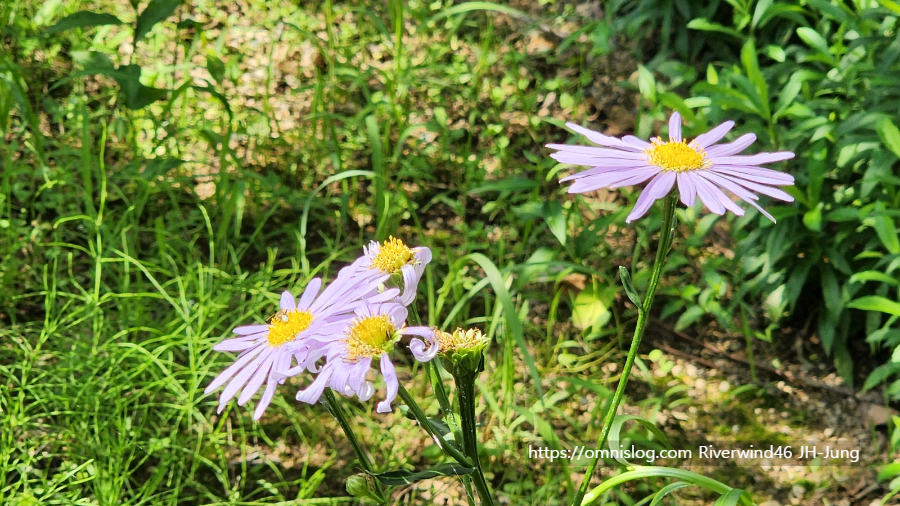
[345,314,398,361]
[645,138,711,172]
[266,310,314,347]
[369,236,413,274]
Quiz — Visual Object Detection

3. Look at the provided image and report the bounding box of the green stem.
[572,193,678,506]
[322,390,387,504]
[398,384,473,467]
[456,374,496,506]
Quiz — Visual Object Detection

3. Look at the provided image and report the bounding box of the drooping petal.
[710,165,795,185]
[693,121,735,148]
[376,355,399,413]
[700,178,745,216]
[218,349,272,406]
[676,172,697,207]
[296,365,333,404]
[695,172,776,222]
[625,172,676,223]
[237,355,274,406]
[205,345,266,394]
[668,112,682,142]
[694,177,727,215]
[548,145,647,164]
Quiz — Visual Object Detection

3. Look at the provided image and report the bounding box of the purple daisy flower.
[547,112,796,222]
[348,236,432,306]
[205,269,399,420]
[296,302,437,413]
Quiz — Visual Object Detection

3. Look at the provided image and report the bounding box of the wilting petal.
[376,355,399,413]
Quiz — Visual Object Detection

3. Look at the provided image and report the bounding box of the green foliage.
[637,0,900,394]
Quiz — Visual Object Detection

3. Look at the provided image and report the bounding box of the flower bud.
[436,328,489,379]
[346,474,383,503]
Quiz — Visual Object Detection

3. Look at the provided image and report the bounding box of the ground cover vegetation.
[2,0,900,504]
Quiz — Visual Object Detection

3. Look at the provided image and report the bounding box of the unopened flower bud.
[346,474,383,503]
[436,328,489,379]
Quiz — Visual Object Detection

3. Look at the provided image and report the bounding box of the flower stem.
[397,384,474,467]
[456,373,496,506]
[321,389,387,504]
[571,193,678,506]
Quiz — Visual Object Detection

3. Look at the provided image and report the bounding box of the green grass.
[2,0,888,504]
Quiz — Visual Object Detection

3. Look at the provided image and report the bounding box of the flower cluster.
[205,236,436,419]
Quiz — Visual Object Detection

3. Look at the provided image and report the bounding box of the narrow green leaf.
[849,271,899,286]
[582,466,754,506]
[877,117,900,160]
[796,27,836,65]
[714,489,747,506]
[135,0,182,42]
[467,253,544,401]
[674,306,705,332]
[429,1,531,23]
[619,266,641,309]
[740,39,769,118]
[848,296,900,316]
[650,482,694,506]
[368,463,474,486]
[44,11,124,34]
[686,18,744,39]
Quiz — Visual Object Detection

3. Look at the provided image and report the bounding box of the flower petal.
[668,112,682,142]
[213,336,260,352]
[711,152,795,165]
[625,171,676,223]
[296,365,333,404]
[376,355,399,413]
[297,278,322,311]
[563,123,646,152]
[237,355,274,406]
[710,165,795,185]
[703,133,756,157]
[280,291,296,311]
[205,345,265,394]
[695,172,776,222]
[693,121,735,148]
[694,177,727,215]
[676,172,697,207]
[232,325,269,336]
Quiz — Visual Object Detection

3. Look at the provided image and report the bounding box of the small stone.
[718,381,730,393]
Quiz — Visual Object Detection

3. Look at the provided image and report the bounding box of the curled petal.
[376,355,399,413]
[406,327,438,362]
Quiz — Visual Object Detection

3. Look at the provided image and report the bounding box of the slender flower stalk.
[572,194,678,506]
[455,371,495,506]
[397,384,473,467]
[321,389,387,505]
[435,328,495,506]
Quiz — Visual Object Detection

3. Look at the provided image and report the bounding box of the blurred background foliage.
[2,0,899,504]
